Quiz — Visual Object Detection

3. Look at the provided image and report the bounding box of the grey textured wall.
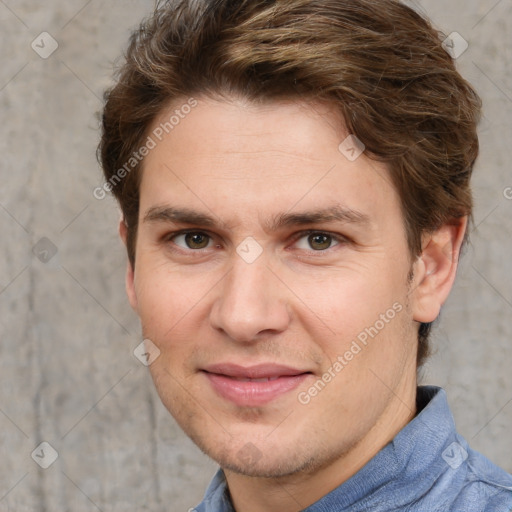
[0,1,511,511]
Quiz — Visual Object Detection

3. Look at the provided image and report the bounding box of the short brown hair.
[98,0,481,367]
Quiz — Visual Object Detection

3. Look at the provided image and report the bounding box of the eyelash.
[163,229,348,256]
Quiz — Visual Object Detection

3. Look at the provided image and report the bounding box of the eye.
[294,232,341,251]
[172,231,213,250]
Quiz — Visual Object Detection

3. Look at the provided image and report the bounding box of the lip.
[202,363,312,407]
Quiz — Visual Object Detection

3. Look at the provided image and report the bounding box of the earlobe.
[411,217,468,324]
[119,219,138,312]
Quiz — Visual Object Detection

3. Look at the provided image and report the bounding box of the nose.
[209,254,291,343]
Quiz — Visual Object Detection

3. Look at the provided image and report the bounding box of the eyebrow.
[269,206,371,231]
[143,204,371,232]
[144,206,221,228]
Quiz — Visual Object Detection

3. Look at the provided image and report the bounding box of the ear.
[410,216,468,323]
[119,218,138,312]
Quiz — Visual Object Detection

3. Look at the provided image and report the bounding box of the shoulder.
[459,447,512,512]
[435,440,512,512]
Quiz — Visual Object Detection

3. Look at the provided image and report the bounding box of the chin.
[211,449,318,479]
[185,427,321,478]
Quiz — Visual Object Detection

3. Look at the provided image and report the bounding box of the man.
[98,0,512,510]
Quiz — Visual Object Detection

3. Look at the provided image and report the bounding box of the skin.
[120,96,467,512]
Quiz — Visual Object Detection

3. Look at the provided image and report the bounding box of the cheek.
[134,256,201,322]
[133,261,216,366]
[289,266,411,383]
[134,273,170,330]
[290,261,404,328]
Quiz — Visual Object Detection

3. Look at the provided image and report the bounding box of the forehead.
[149,96,347,160]
[138,96,400,228]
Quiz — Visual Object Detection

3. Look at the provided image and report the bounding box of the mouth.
[201,363,313,406]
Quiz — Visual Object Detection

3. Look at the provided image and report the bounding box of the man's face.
[126,97,420,478]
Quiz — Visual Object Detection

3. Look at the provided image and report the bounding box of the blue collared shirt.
[193,386,512,511]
